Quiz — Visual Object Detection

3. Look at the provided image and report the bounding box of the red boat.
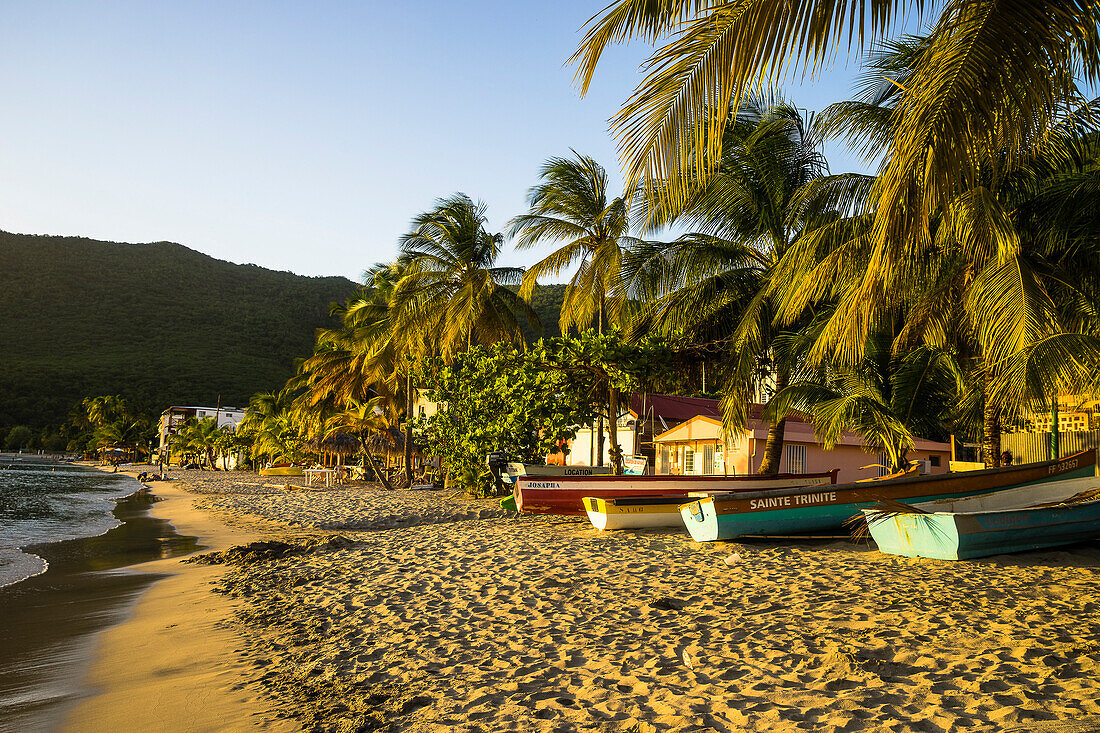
[514,470,840,516]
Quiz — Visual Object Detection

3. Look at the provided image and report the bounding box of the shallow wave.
[0,548,48,589]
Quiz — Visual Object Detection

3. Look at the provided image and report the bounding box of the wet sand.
[0,490,200,732]
[65,474,297,733]
[70,466,1100,732]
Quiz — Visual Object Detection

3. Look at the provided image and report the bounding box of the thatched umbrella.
[305,433,360,467]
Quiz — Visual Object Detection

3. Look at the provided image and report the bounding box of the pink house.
[652,407,952,484]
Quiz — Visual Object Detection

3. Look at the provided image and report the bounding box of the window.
[684,449,695,474]
[659,446,670,475]
[703,445,715,475]
[878,453,891,477]
[784,444,806,474]
[930,455,941,467]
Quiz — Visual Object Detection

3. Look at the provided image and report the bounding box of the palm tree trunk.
[596,413,605,467]
[405,372,414,487]
[608,385,622,475]
[982,370,1002,467]
[757,364,790,475]
[362,438,393,490]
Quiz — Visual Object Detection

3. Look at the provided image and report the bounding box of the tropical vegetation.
[15,5,1100,490]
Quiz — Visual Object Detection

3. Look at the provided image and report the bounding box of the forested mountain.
[0,231,568,431]
[0,232,358,430]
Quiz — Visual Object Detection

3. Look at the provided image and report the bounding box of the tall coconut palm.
[394,193,540,358]
[294,261,428,484]
[773,39,1100,464]
[509,152,640,333]
[391,194,541,483]
[508,153,643,471]
[570,0,1100,363]
[625,96,837,474]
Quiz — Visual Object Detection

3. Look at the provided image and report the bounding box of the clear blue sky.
[0,1,897,281]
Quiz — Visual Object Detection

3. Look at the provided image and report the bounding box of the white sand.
[74,465,1100,731]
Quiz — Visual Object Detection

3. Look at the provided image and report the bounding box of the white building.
[157,405,244,458]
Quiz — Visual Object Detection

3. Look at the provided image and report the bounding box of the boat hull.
[680,451,1097,542]
[501,463,613,485]
[584,496,689,530]
[259,466,304,476]
[516,470,839,516]
[865,476,1100,560]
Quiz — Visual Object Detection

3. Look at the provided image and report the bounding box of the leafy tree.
[526,329,678,474]
[418,342,599,494]
[4,425,32,450]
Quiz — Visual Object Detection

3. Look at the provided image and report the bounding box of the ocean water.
[0,457,134,588]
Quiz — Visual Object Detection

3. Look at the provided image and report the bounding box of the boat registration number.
[1049,458,1078,475]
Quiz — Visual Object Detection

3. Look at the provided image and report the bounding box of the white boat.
[584,495,722,530]
[500,462,613,485]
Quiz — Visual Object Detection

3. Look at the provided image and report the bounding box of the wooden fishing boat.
[583,465,921,531]
[679,450,1097,542]
[500,462,613,485]
[583,495,708,530]
[259,465,305,476]
[515,470,839,516]
[862,476,1100,560]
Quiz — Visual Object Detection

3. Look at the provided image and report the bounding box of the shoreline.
[0,469,201,732]
[64,468,298,732]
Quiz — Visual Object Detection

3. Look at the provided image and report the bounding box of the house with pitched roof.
[563,392,951,483]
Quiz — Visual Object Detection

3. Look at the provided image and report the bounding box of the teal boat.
[680,450,1096,542]
[862,476,1100,560]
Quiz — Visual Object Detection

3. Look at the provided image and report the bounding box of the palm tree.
[173,417,222,468]
[238,389,304,466]
[509,152,639,333]
[508,153,642,471]
[570,0,1100,361]
[394,193,539,357]
[774,39,1100,465]
[394,194,540,482]
[324,396,395,489]
[83,395,129,429]
[769,326,961,472]
[625,96,835,474]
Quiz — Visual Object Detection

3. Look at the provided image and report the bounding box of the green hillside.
[0,231,359,429]
[521,282,567,343]
[0,231,569,431]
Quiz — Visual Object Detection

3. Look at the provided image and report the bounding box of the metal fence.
[1002,430,1100,464]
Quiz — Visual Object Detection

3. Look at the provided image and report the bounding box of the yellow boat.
[584,495,714,531]
[259,465,305,476]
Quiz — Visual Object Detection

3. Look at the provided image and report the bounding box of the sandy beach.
[67,466,1100,732]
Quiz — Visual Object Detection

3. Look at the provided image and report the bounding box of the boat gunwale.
[516,469,839,486]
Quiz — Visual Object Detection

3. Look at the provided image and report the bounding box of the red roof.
[629,393,720,423]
